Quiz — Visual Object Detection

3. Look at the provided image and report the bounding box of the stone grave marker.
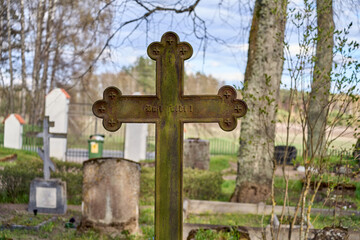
[80,158,141,234]
[45,88,70,161]
[124,92,148,162]
[4,114,25,149]
[28,117,67,214]
[92,32,248,239]
[183,138,210,170]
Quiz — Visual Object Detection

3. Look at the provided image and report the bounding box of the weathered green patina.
[92,32,247,240]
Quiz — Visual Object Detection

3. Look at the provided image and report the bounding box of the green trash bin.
[88,134,105,159]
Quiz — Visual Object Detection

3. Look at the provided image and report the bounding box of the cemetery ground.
[1,148,360,239]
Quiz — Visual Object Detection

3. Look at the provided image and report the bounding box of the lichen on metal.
[92,31,247,240]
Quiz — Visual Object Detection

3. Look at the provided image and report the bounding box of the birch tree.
[39,0,57,119]
[306,0,334,157]
[231,0,288,203]
[6,0,14,113]
[30,0,45,124]
[20,0,26,117]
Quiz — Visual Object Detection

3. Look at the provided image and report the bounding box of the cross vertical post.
[36,116,67,180]
[92,32,247,240]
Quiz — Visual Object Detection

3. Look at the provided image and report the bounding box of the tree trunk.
[39,0,57,119]
[306,0,334,157]
[30,0,45,124]
[20,0,27,118]
[7,0,14,113]
[49,35,60,90]
[231,0,287,203]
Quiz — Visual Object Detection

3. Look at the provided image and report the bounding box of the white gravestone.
[124,93,148,162]
[4,114,25,149]
[45,88,70,161]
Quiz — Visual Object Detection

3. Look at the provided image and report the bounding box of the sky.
[97,0,254,88]
[95,0,360,91]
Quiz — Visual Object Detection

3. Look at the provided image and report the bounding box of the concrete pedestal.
[80,158,141,235]
[28,178,67,214]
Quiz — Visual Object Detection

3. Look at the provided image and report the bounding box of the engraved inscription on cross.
[92,32,247,240]
[36,116,67,180]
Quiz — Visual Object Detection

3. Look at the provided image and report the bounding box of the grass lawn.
[1,148,360,239]
[1,213,53,227]
[209,155,237,173]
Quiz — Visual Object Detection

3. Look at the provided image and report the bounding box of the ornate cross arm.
[92,87,160,132]
[182,86,247,131]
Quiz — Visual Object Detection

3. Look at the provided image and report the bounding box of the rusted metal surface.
[93,32,247,240]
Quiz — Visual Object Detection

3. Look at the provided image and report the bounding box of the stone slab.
[80,158,141,234]
[28,178,67,214]
[186,199,360,216]
[183,138,210,170]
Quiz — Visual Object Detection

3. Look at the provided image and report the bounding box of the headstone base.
[28,178,67,214]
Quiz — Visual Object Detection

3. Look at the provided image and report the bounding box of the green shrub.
[355,182,360,200]
[183,168,223,200]
[140,167,224,204]
[140,167,155,205]
[0,157,82,204]
[52,172,83,205]
[0,164,41,202]
[1,152,224,205]
[53,159,82,174]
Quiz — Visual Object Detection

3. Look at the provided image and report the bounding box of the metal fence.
[0,115,355,162]
[207,138,239,155]
[0,123,42,152]
[66,103,125,163]
[0,124,3,147]
[144,136,355,160]
[144,136,239,160]
[22,124,43,152]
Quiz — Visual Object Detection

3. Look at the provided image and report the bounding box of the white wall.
[4,114,24,149]
[45,88,70,161]
[124,92,148,162]
[124,123,148,162]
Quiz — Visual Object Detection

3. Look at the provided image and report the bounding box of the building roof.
[60,88,71,99]
[4,114,25,124]
[47,88,71,99]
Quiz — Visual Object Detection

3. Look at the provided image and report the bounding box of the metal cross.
[92,32,247,240]
[36,116,67,180]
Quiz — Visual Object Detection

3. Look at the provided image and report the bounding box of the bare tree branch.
[66,0,203,90]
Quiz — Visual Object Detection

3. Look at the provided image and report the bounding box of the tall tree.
[30,0,45,124]
[39,0,57,119]
[6,0,14,113]
[231,0,288,203]
[20,0,27,117]
[306,0,334,157]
